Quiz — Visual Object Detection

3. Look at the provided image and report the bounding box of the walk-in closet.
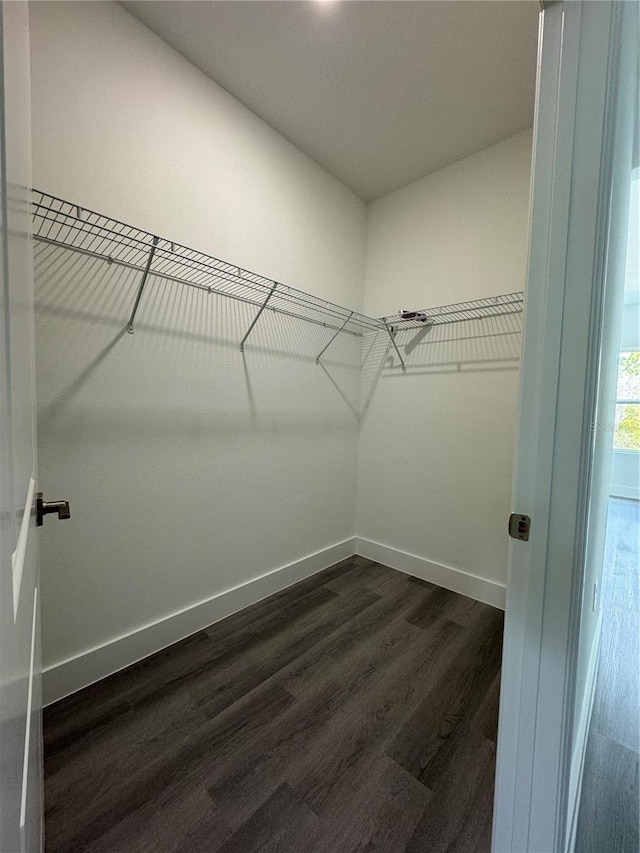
[14,1,541,850]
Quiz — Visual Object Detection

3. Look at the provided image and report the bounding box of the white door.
[0,3,43,851]
[493,2,639,852]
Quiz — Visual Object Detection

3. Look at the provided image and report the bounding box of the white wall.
[30,1,365,309]
[357,131,532,598]
[30,1,365,701]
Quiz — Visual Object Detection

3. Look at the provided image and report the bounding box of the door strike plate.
[509,513,531,541]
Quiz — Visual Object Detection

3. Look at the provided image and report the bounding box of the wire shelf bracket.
[127,236,159,334]
[316,311,354,364]
[239,282,278,352]
[382,320,406,371]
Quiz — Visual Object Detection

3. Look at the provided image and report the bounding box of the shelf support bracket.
[316,312,354,364]
[383,321,406,370]
[240,282,277,352]
[127,236,159,334]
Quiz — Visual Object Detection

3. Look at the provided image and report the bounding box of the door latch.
[508,513,531,541]
[36,492,71,526]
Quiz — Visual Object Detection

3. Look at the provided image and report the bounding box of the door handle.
[36,492,71,526]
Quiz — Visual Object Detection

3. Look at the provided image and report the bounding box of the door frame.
[0,2,43,850]
[492,3,638,852]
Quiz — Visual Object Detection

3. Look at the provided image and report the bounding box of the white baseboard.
[42,538,356,706]
[565,610,602,853]
[44,535,507,705]
[355,537,506,610]
[610,485,640,501]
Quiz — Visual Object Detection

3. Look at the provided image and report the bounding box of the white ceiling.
[122,1,539,202]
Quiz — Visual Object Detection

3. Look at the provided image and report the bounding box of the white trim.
[42,538,355,705]
[11,475,35,620]
[355,537,506,610]
[609,448,640,500]
[494,4,638,851]
[20,587,38,829]
[43,533,507,705]
[610,484,640,500]
[565,611,602,853]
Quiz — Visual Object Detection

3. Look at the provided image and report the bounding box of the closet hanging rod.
[31,190,380,342]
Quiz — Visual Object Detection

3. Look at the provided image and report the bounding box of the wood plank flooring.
[576,498,640,853]
[44,558,504,853]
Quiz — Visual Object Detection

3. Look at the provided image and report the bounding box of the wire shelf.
[31,190,524,364]
[379,292,525,331]
[31,190,380,339]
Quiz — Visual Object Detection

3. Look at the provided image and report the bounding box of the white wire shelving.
[378,293,525,368]
[380,292,525,330]
[31,190,379,357]
[31,189,524,367]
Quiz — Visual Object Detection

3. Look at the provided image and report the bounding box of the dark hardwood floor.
[576,499,640,853]
[44,557,504,853]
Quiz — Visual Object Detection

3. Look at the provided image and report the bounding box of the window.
[614,350,640,450]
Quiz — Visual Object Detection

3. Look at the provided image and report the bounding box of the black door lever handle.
[36,492,71,526]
